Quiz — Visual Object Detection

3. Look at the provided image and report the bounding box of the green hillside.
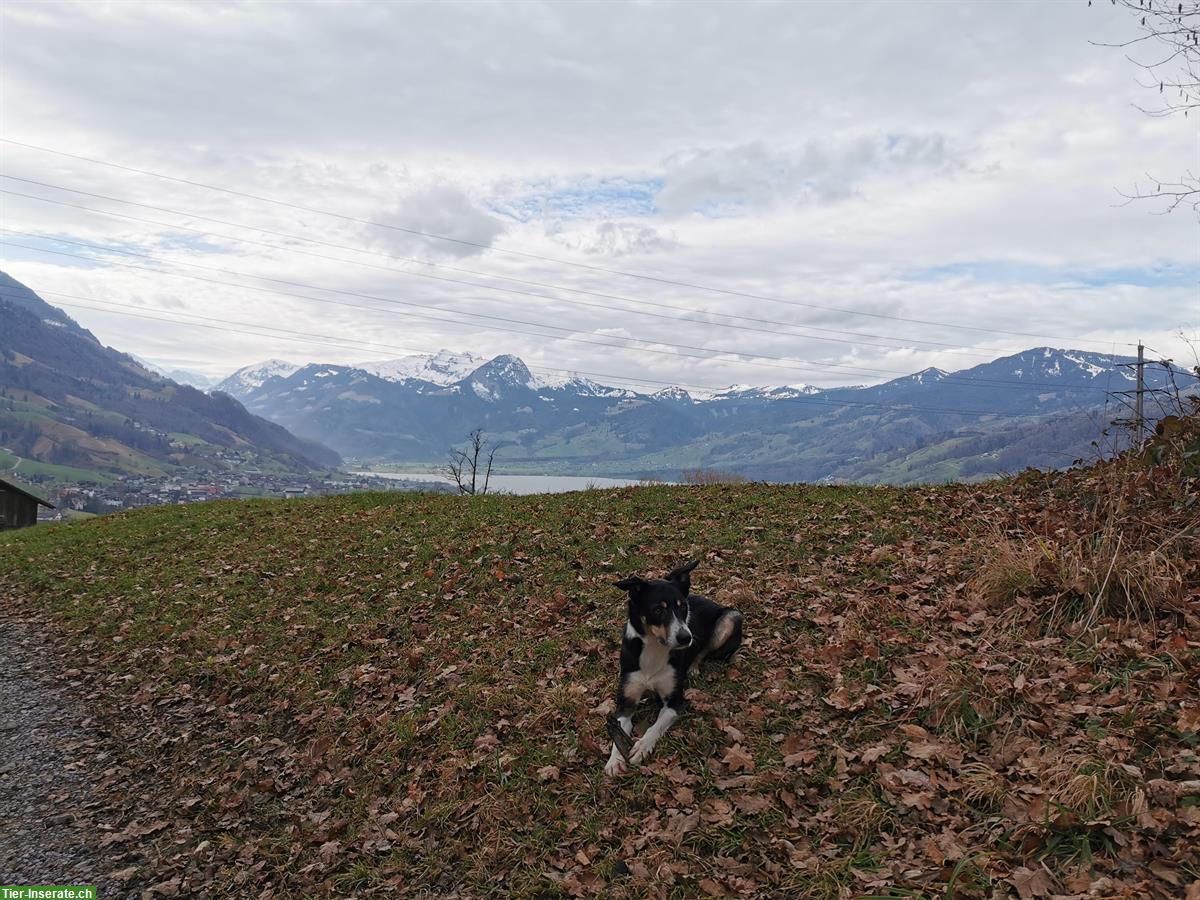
[1,439,1197,897]
[0,275,342,484]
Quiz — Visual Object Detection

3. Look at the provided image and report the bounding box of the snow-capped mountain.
[214,346,1195,485]
[530,372,639,397]
[463,355,536,402]
[163,369,219,390]
[215,359,303,396]
[129,355,220,390]
[691,382,823,402]
[1001,347,1134,383]
[360,349,486,385]
[652,386,694,404]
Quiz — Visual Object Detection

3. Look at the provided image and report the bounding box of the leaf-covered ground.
[1,464,1197,897]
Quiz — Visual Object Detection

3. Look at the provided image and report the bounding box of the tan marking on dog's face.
[644,620,669,643]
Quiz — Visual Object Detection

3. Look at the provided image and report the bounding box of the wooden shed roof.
[0,476,56,509]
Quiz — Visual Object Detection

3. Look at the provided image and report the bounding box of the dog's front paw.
[629,736,656,766]
[605,753,628,777]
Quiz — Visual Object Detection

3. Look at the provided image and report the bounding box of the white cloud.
[550,222,678,257]
[368,183,506,259]
[0,0,1194,390]
[656,134,956,216]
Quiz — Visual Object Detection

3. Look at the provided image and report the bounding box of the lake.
[356,471,649,495]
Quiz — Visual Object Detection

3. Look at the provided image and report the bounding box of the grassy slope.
[0,447,117,485]
[1,483,1197,897]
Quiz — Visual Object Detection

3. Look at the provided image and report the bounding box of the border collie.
[605,560,743,776]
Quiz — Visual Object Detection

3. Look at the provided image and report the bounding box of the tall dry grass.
[681,468,749,485]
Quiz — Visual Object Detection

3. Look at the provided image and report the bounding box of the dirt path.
[0,612,130,896]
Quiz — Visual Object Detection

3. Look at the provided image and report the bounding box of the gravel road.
[0,613,131,897]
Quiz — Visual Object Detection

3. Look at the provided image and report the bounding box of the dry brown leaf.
[722,743,755,773]
[1008,865,1054,899]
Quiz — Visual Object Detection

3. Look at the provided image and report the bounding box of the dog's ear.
[613,575,649,593]
[665,559,700,595]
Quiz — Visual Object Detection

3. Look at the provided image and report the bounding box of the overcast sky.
[0,0,1196,390]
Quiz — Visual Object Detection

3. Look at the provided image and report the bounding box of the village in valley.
[0,467,448,525]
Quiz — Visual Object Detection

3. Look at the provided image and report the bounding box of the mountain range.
[3,267,1192,487]
[0,272,340,481]
[215,344,1193,484]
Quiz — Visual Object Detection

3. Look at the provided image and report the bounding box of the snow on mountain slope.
[216,359,302,397]
[691,383,822,401]
[360,350,485,385]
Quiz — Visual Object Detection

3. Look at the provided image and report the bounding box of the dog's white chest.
[629,643,676,698]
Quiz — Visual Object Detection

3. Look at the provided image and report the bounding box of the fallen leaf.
[1008,866,1054,899]
[722,743,755,773]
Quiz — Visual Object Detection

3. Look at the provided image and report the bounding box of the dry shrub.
[1052,527,1185,625]
[1041,752,1139,821]
[968,526,1179,622]
[960,762,1008,809]
[978,413,1198,627]
[971,531,1048,606]
[681,468,749,485]
[834,788,896,836]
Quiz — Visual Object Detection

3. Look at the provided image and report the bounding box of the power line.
[0,233,1119,392]
[0,180,1041,362]
[0,178,1032,359]
[0,286,806,395]
[0,137,1137,347]
[3,237,894,383]
[0,286,805,395]
[0,287,1085,420]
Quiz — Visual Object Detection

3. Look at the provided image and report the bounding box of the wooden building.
[0,476,55,530]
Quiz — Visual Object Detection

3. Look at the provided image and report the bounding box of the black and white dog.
[605,560,743,776]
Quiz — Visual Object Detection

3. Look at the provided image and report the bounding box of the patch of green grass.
[0,447,115,484]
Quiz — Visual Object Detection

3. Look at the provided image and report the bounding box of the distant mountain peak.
[652,386,693,403]
[991,346,1125,381]
[361,349,485,385]
[475,354,532,382]
[466,355,534,399]
[215,359,301,396]
[129,354,220,389]
[913,367,948,382]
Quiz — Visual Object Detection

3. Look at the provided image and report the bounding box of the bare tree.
[446,428,499,495]
[1092,0,1200,215]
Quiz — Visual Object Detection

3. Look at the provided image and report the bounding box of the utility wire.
[0,286,806,394]
[0,181,1041,362]
[0,179,1034,359]
[3,238,900,383]
[0,137,1137,347]
[0,287,1087,420]
[0,233,1119,392]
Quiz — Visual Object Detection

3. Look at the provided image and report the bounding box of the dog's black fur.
[605,560,743,775]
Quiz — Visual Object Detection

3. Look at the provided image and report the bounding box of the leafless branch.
[1092,1,1199,213]
[445,428,501,495]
